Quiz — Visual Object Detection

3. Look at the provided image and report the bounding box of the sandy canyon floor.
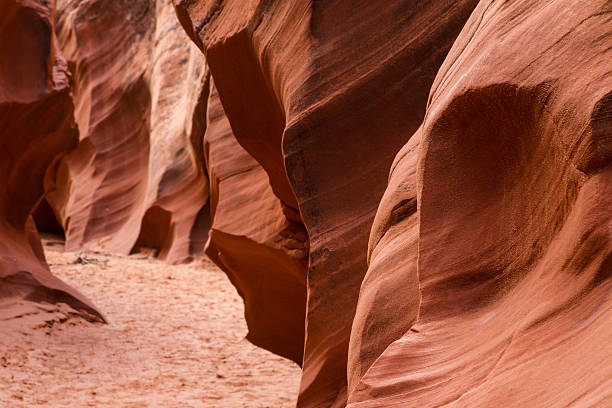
[0,236,300,407]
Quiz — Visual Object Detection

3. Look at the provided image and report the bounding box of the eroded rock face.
[347,132,421,394]
[0,0,101,320]
[3,0,609,406]
[204,80,308,364]
[174,0,480,406]
[42,0,209,264]
[349,0,612,406]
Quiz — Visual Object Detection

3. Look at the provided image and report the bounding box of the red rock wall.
[2,0,610,406]
[1,0,209,329]
[42,0,209,264]
[176,0,611,406]
[285,3,481,405]
[0,0,102,319]
[349,0,612,406]
[174,0,480,406]
[204,80,308,364]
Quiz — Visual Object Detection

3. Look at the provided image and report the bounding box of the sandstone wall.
[349,0,612,406]
[173,0,480,405]
[1,1,610,406]
[41,0,209,264]
[0,0,102,320]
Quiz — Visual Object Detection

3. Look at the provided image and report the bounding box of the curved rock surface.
[349,0,612,406]
[3,0,610,406]
[347,131,422,394]
[41,0,209,264]
[174,0,479,405]
[0,0,101,320]
[204,80,308,364]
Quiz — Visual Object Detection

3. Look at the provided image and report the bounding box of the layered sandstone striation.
[0,0,101,320]
[204,81,308,364]
[2,0,210,332]
[2,0,610,407]
[40,0,209,264]
[176,0,610,406]
[349,0,612,406]
[174,0,480,406]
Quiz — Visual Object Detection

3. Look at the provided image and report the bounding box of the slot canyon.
[0,0,610,407]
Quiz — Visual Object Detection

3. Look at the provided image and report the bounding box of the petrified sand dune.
[348,0,612,406]
[0,0,101,320]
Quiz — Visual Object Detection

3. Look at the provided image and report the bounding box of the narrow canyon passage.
[0,237,300,408]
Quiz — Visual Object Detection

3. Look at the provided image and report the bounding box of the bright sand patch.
[0,237,300,407]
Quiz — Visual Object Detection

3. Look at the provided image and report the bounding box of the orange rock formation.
[2,0,610,406]
[204,80,308,364]
[41,0,209,264]
[349,1,612,406]
[174,0,481,405]
[0,0,101,320]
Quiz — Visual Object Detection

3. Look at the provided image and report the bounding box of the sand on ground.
[0,236,301,408]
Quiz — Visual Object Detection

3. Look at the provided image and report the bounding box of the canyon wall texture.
[1,0,610,407]
[177,0,610,406]
[348,1,612,406]
[204,80,308,364]
[0,0,102,320]
[174,0,481,406]
[1,0,210,327]
[40,0,210,264]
